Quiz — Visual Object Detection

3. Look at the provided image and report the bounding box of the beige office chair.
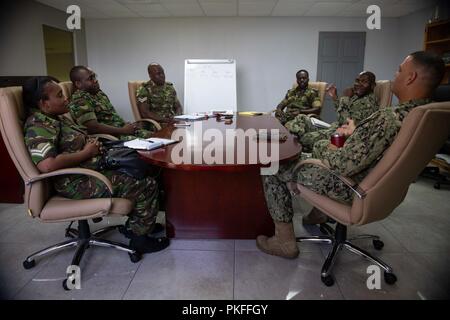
[0,86,141,290]
[128,81,162,131]
[59,81,74,100]
[291,102,450,286]
[374,80,393,108]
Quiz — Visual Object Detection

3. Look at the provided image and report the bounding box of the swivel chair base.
[22,220,141,290]
[296,223,397,287]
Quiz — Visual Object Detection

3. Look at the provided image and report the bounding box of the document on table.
[310,117,331,129]
[174,114,207,121]
[123,138,164,150]
[145,137,179,146]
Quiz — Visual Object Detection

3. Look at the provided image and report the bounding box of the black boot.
[129,234,170,254]
[121,222,165,239]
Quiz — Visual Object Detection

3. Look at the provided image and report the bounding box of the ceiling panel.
[238,0,277,16]
[199,0,238,16]
[305,2,353,16]
[163,3,204,17]
[272,0,316,16]
[35,0,435,18]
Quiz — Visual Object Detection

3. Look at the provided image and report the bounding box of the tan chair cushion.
[40,196,133,222]
[374,80,392,108]
[128,81,146,121]
[59,81,74,100]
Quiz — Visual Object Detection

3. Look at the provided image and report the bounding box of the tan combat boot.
[256,221,299,259]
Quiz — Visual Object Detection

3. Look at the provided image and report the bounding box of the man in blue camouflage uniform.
[256,52,445,259]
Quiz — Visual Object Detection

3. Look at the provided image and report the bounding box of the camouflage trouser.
[275,110,299,125]
[262,155,353,223]
[285,114,339,152]
[55,170,159,236]
[120,127,154,141]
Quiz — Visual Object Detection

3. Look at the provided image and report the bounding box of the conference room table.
[138,114,301,239]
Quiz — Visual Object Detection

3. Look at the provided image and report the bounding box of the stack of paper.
[123,138,164,150]
[310,117,331,129]
[145,137,179,146]
[174,114,206,121]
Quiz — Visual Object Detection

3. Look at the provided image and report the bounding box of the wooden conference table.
[138,114,301,239]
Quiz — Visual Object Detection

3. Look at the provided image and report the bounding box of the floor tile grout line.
[378,220,411,253]
[120,258,144,300]
[11,250,62,299]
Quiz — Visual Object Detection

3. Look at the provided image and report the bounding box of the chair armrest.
[27,168,114,198]
[91,134,119,141]
[135,119,162,131]
[293,158,367,199]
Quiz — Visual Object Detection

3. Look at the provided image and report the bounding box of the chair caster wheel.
[129,252,142,263]
[384,272,397,285]
[434,183,440,189]
[23,259,35,269]
[321,275,334,287]
[62,279,71,291]
[373,239,384,250]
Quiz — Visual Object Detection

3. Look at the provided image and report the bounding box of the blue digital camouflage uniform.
[136,80,181,120]
[275,86,322,125]
[24,111,159,236]
[263,98,430,223]
[68,89,154,140]
[285,93,379,152]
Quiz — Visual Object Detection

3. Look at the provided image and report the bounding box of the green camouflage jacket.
[24,111,101,195]
[278,87,321,113]
[136,80,180,119]
[68,89,126,128]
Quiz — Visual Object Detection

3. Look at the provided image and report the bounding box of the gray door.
[317,32,366,122]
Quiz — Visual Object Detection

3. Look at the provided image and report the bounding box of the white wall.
[0,0,88,76]
[86,16,405,121]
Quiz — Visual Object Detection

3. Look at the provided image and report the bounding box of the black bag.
[99,146,148,180]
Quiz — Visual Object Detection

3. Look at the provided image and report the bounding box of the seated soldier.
[275,69,322,125]
[285,71,378,153]
[136,63,183,126]
[68,66,153,140]
[22,76,170,254]
[256,51,445,259]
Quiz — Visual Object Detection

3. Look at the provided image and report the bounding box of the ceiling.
[35,0,434,19]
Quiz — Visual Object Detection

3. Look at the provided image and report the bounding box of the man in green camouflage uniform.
[285,71,379,152]
[136,63,182,126]
[275,69,322,125]
[256,51,445,259]
[24,111,160,237]
[68,66,154,140]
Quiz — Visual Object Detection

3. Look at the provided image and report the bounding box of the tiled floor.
[0,178,449,300]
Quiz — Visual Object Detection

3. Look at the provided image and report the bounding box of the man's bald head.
[147,63,166,86]
[360,71,376,85]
